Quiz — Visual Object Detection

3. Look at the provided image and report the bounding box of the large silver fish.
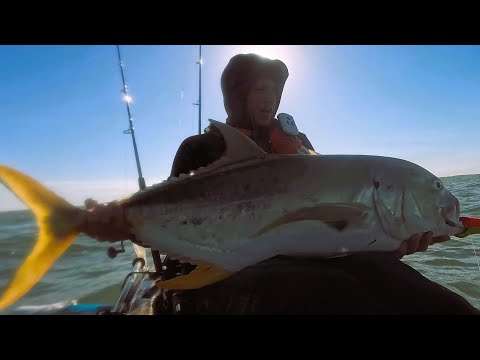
[0,119,466,310]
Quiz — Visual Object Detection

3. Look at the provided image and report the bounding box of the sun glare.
[223,45,307,103]
[217,45,307,79]
[225,45,305,81]
[238,45,291,62]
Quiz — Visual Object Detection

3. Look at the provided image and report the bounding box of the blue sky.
[1,45,479,211]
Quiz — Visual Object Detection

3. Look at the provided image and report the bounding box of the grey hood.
[220,53,289,131]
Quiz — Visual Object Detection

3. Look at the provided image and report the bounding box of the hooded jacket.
[221,53,288,130]
[171,53,315,177]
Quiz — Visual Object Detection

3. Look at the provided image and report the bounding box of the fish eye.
[433,179,443,191]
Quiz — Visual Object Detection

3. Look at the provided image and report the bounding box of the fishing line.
[123,140,129,194]
[470,237,480,271]
[179,87,184,127]
[192,100,196,134]
[457,216,480,271]
[192,45,202,134]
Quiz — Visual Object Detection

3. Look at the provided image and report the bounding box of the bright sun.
[227,45,304,80]
[216,45,307,104]
[236,45,291,62]
[217,45,306,76]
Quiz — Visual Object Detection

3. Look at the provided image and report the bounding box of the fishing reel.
[107,241,126,259]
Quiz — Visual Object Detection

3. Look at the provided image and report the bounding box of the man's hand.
[395,232,450,259]
[77,198,131,242]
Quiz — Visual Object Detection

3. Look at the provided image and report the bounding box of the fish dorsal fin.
[209,119,266,161]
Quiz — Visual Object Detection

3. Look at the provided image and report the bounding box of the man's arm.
[76,133,224,242]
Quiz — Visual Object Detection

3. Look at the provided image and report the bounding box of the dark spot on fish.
[181,220,188,225]
[190,217,204,226]
[325,220,348,232]
[373,180,380,189]
[243,184,251,192]
[369,239,377,246]
[218,215,223,220]
[387,185,392,190]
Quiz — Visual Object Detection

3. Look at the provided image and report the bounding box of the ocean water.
[1,174,480,314]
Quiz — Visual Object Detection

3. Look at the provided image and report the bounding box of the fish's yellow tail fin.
[0,165,82,311]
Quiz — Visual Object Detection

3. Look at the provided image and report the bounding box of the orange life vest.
[210,119,304,155]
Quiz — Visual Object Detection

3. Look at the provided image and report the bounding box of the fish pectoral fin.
[155,263,233,290]
[252,203,369,238]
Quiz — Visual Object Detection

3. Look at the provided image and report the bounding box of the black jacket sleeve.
[170,133,226,177]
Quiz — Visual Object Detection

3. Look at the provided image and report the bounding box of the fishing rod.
[193,45,202,135]
[116,45,146,191]
[114,45,163,273]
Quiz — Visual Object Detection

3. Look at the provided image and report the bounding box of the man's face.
[245,77,277,128]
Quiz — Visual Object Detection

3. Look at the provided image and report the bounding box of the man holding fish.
[79,53,478,314]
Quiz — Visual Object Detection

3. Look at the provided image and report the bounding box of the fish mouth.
[445,218,468,236]
[442,199,461,229]
[445,218,457,227]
